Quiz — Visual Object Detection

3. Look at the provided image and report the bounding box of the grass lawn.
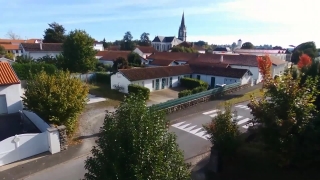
[218,88,265,107]
[208,141,320,180]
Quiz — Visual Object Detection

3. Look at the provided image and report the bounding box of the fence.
[151,82,250,114]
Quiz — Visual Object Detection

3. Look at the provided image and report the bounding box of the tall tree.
[291,41,317,64]
[139,32,151,46]
[62,29,97,73]
[43,22,66,43]
[112,57,128,70]
[6,30,21,40]
[0,45,5,56]
[241,42,254,49]
[127,52,141,65]
[102,38,109,49]
[83,93,190,180]
[120,31,135,50]
[194,40,207,47]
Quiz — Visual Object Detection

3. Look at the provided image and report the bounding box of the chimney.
[220,55,223,62]
[40,40,43,50]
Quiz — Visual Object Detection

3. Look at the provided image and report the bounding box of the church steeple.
[178,12,187,42]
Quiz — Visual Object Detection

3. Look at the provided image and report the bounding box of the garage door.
[0,95,8,114]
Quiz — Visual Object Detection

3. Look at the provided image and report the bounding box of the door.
[197,75,201,80]
[0,95,8,114]
[169,77,173,88]
[161,78,166,89]
[155,79,159,90]
[210,77,216,88]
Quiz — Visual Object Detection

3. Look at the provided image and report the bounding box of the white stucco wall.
[230,65,262,84]
[271,64,286,78]
[99,60,114,66]
[111,72,131,93]
[191,74,240,87]
[0,84,23,114]
[133,48,152,59]
[24,51,61,60]
[93,44,104,51]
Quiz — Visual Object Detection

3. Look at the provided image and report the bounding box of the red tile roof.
[21,43,62,52]
[98,51,131,61]
[136,46,158,53]
[0,39,38,44]
[147,52,198,61]
[0,44,19,50]
[107,46,120,51]
[0,62,20,85]
[149,59,176,66]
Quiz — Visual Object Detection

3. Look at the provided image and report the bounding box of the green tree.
[5,52,14,59]
[83,93,190,180]
[112,57,128,70]
[102,38,109,49]
[139,32,151,46]
[43,22,66,43]
[62,29,97,73]
[127,52,141,66]
[204,103,241,156]
[120,31,135,50]
[22,70,88,134]
[194,40,208,47]
[0,45,5,56]
[16,55,34,63]
[37,55,57,64]
[241,42,254,49]
[171,46,197,53]
[291,41,317,64]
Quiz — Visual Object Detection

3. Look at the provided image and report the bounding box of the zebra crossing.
[171,121,210,140]
[235,104,251,111]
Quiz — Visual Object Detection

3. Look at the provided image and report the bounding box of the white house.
[20,42,63,60]
[111,64,253,93]
[147,52,198,66]
[0,39,41,58]
[151,36,183,52]
[96,51,132,66]
[0,62,23,114]
[234,48,291,61]
[212,47,233,54]
[133,46,158,58]
[93,41,104,51]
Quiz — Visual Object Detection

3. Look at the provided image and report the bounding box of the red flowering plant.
[297,53,312,69]
[257,55,272,88]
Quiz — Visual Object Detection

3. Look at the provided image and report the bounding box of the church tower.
[178,12,187,41]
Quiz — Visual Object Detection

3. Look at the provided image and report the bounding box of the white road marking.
[184,125,197,132]
[209,113,218,118]
[189,127,202,134]
[203,109,219,115]
[171,122,208,140]
[237,118,251,125]
[171,121,185,128]
[235,104,247,108]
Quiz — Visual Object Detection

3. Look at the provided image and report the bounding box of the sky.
[0,0,319,47]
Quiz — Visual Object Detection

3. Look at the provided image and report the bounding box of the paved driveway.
[148,87,182,106]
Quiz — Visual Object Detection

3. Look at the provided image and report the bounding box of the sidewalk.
[0,84,261,180]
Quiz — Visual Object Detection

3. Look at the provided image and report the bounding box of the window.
[197,75,200,80]
[166,78,168,85]
[189,74,192,78]
[152,80,154,88]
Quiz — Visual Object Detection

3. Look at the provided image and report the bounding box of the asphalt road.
[21,101,253,180]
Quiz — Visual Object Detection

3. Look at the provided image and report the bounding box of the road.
[21,101,253,180]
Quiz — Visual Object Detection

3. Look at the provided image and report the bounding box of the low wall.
[163,83,251,114]
[22,110,50,132]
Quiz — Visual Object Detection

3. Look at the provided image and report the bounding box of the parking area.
[148,87,183,106]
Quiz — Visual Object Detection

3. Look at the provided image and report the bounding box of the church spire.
[180,12,185,28]
[178,11,187,41]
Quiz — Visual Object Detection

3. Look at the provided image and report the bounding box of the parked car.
[214,84,226,88]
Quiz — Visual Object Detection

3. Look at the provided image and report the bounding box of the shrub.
[22,70,89,135]
[96,72,110,84]
[178,89,192,98]
[203,103,241,156]
[192,86,207,94]
[180,77,209,89]
[12,62,57,80]
[128,84,150,100]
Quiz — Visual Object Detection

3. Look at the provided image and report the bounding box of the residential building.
[20,43,63,59]
[212,47,233,54]
[95,51,132,66]
[0,62,23,114]
[0,39,40,58]
[133,46,157,58]
[110,64,252,93]
[93,41,104,51]
[146,52,198,66]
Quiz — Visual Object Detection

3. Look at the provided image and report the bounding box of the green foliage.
[178,89,192,98]
[12,62,57,80]
[139,32,151,46]
[43,22,66,43]
[171,46,197,53]
[0,45,5,55]
[112,57,128,70]
[95,72,110,84]
[128,84,150,100]
[249,72,320,167]
[15,55,34,63]
[241,42,254,49]
[120,31,135,50]
[5,52,14,60]
[83,93,190,180]
[22,70,89,134]
[192,86,207,94]
[127,52,141,65]
[95,62,112,72]
[291,41,317,64]
[62,29,97,73]
[203,103,241,156]
[180,77,209,89]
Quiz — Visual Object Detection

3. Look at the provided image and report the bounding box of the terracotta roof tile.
[0,44,19,50]
[149,59,176,66]
[147,52,198,62]
[98,51,131,61]
[107,46,120,51]
[0,39,38,44]
[21,43,62,52]
[119,65,193,81]
[189,54,259,66]
[0,62,20,85]
[136,46,158,53]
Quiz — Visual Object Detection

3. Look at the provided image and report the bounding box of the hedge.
[180,77,209,89]
[178,89,192,98]
[128,84,150,100]
[96,72,111,84]
[12,63,57,80]
[191,86,207,94]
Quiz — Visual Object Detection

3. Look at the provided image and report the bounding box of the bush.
[192,86,207,94]
[96,72,110,84]
[180,77,209,89]
[12,62,57,80]
[128,84,150,100]
[22,70,89,135]
[178,89,192,98]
